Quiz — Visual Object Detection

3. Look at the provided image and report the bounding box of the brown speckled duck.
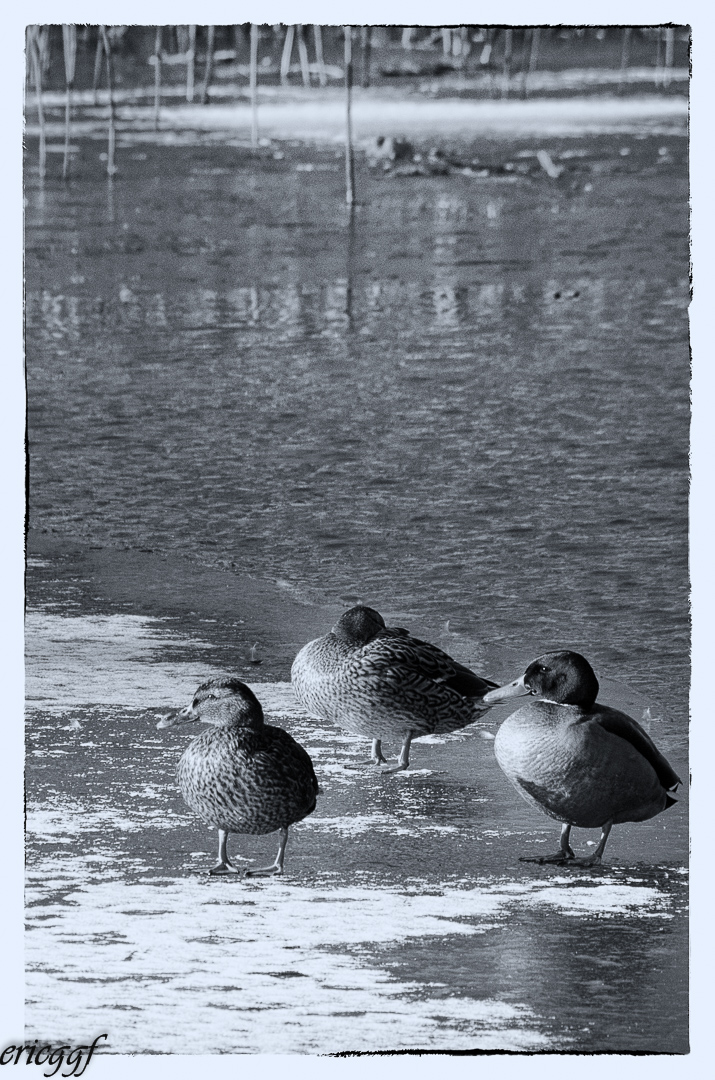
[482,651,681,866]
[158,678,319,876]
[291,605,497,771]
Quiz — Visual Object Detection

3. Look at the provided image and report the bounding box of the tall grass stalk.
[200,25,215,104]
[28,27,46,180]
[99,26,117,176]
[313,25,327,87]
[281,25,295,85]
[92,33,103,104]
[663,27,675,88]
[360,26,371,89]
[619,26,632,92]
[344,26,355,207]
[502,28,513,98]
[296,25,311,87]
[250,24,258,149]
[62,25,77,180]
[526,26,540,97]
[153,26,162,131]
[187,25,196,101]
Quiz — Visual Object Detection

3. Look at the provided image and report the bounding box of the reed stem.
[502,28,513,99]
[360,26,371,89]
[344,26,355,207]
[29,27,46,181]
[92,33,103,105]
[654,26,664,86]
[250,24,258,148]
[619,26,632,92]
[527,26,541,97]
[281,25,294,85]
[313,25,327,87]
[99,26,117,176]
[296,24,310,87]
[663,27,675,88]
[153,26,162,130]
[62,25,77,180]
[187,25,196,101]
[200,25,215,104]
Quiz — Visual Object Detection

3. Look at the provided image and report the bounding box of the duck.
[157,678,319,876]
[291,605,497,771]
[481,651,681,866]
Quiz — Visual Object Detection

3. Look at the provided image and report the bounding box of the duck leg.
[345,738,389,768]
[520,823,576,864]
[380,733,413,773]
[245,827,289,877]
[371,738,389,764]
[209,829,241,875]
[569,821,613,867]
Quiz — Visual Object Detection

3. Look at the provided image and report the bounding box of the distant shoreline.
[25,90,688,145]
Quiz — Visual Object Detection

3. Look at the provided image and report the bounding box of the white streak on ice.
[26,867,668,1054]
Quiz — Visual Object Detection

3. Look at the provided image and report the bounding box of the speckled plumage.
[178,723,318,835]
[483,652,681,865]
[292,606,496,767]
[158,677,318,875]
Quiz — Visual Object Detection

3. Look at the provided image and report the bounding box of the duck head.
[157,678,264,730]
[482,651,599,707]
[332,605,386,646]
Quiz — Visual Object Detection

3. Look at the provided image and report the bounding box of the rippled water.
[26,131,689,716]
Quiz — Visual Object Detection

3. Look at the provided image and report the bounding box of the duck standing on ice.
[292,605,497,771]
[158,678,319,876]
[482,651,681,866]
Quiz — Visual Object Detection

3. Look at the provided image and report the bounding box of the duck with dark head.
[158,678,319,876]
[292,604,498,771]
[482,651,681,866]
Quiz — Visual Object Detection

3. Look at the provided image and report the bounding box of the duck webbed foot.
[379,733,413,774]
[209,829,242,875]
[520,823,576,864]
[245,827,289,878]
[520,823,613,868]
[209,860,241,876]
[520,851,575,865]
[565,822,613,868]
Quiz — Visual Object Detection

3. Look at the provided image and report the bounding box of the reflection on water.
[26,136,689,719]
[36,274,672,335]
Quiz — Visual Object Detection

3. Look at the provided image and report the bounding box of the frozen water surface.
[25,609,687,1054]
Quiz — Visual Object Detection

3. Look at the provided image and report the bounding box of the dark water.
[24,127,689,1054]
[26,133,689,715]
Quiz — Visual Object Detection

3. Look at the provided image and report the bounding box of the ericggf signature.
[0,1036,107,1077]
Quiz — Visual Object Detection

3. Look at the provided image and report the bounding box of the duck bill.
[156,705,198,729]
[482,675,531,705]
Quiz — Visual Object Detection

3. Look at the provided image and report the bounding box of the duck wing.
[372,629,497,699]
[593,706,682,790]
[265,726,321,798]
